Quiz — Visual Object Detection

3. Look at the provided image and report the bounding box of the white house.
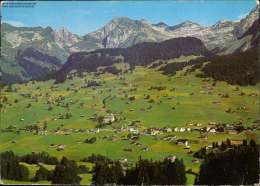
[103,113,115,124]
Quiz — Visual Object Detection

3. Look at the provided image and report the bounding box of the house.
[57,144,65,151]
[209,128,216,133]
[103,113,115,124]
[192,159,200,164]
[184,141,190,149]
[176,139,188,145]
[151,130,160,135]
[165,127,173,133]
[129,127,139,134]
[165,155,177,163]
[142,147,149,152]
[119,158,128,163]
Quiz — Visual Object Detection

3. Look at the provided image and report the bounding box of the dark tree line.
[82,154,113,164]
[0,151,29,181]
[20,151,59,165]
[202,48,259,86]
[52,157,81,184]
[92,157,186,185]
[195,139,259,185]
[0,151,82,184]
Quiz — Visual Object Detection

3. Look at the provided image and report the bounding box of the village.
[1,66,259,185]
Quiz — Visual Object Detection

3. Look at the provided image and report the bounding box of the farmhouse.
[164,127,173,133]
[165,155,177,163]
[103,113,115,124]
[145,128,161,135]
[57,144,65,151]
[129,127,139,134]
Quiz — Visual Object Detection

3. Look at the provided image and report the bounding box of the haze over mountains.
[0,5,258,84]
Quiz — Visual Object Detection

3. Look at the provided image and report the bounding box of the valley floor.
[1,66,259,184]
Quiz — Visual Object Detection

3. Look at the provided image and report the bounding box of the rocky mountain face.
[53,27,81,51]
[0,24,82,84]
[86,17,170,48]
[219,19,259,55]
[84,5,258,51]
[1,23,81,62]
[54,37,209,83]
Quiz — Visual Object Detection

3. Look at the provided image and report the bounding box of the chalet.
[176,139,188,145]
[208,121,217,125]
[209,128,216,133]
[163,135,176,141]
[249,93,258,97]
[103,113,115,124]
[57,144,65,151]
[119,158,128,163]
[146,128,161,135]
[142,147,149,152]
[165,155,176,163]
[184,141,190,149]
[165,127,173,133]
[192,159,200,164]
[129,127,139,134]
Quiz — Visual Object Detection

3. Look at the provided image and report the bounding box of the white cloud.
[4,20,26,27]
[256,0,259,5]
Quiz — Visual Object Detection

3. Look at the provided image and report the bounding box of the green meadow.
[1,66,259,184]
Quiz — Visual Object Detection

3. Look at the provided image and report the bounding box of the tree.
[92,157,186,185]
[0,151,30,181]
[33,165,52,181]
[196,140,259,185]
[52,157,81,184]
[43,122,48,131]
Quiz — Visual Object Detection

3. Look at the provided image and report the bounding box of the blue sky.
[2,0,257,35]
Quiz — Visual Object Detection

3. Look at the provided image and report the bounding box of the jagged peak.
[110,17,133,23]
[212,19,238,29]
[180,20,201,26]
[153,22,169,27]
[57,26,73,36]
[44,26,54,33]
[167,20,202,31]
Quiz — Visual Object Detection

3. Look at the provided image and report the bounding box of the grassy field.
[1,66,259,184]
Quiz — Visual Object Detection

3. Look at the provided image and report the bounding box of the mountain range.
[0,5,258,84]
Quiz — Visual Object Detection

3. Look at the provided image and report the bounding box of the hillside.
[54,37,209,83]
[16,47,62,81]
